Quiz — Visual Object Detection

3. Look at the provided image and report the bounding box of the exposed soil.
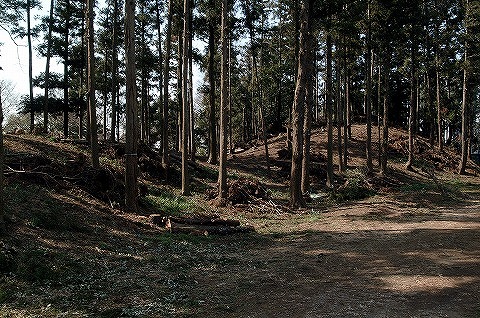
[0,125,479,317]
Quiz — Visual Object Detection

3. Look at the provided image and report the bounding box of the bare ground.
[0,126,479,317]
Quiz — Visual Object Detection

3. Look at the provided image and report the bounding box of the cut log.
[166,220,254,236]
[149,215,241,227]
[168,216,241,227]
[149,214,167,226]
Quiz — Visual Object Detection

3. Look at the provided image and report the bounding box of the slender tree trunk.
[290,0,309,208]
[434,1,443,152]
[189,1,195,161]
[406,32,417,171]
[458,43,469,175]
[103,51,108,141]
[162,0,173,167]
[140,4,147,143]
[79,8,85,139]
[365,0,373,174]
[63,0,70,138]
[125,0,138,212]
[380,56,390,175]
[336,40,344,173]
[326,30,334,188]
[181,0,191,196]
[346,70,352,139]
[110,0,118,142]
[43,0,54,133]
[155,0,163,146]
[254,46,270,171]
[342,39,349,168]
[87,0,99,169]
[301,32,314,194]
[377,64,382,165]
[207,21,217,164]
[177,33,183,152]
[228,36,233,154]
[218,0,229,202]
[27,0,34,132]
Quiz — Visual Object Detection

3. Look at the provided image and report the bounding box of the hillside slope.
[0,126,479,317]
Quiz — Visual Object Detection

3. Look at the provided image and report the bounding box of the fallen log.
[166,220,255,236]
[149,215,241,227]
[168,216,241,227]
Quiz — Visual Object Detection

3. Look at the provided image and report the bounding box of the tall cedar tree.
[87,0,99,168]
[181,0,191,196]
[218,0,229,202]
[43,0,54,132]
[125,0,138,212]
[162,0,173,168]
[289,0,310,208]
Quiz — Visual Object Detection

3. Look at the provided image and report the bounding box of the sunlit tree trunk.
[27,0,34,132]
[301,31,314,194]
[87,0,99,168]
[43,0,54,133]
[181,0,191,196]
[290,0,309,208]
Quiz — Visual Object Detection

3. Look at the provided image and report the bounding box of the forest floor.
[0,125,479,317]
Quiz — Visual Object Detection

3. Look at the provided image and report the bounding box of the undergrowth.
[328,168,376,203]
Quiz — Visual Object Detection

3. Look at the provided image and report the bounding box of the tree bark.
[110,0,119,142]
[301,31,314,194]
[218,0,228,202]
[458,43,469,175]
[43,0,54,133]
[336,40,344,173]
[87,0,99,169]
[27,0,34,133]
[342,38,349,168]
[181,0,191,196]
[155,0,163,146]
[380,56,390,175]
[162,0,173,167]
[405,30,417,171]
[177,30,183,152]
[125,0,138,212]
[326,30,334,188]
[189,2,195,161]
[207,20,217,164]
[365,0,373,174]
[63,0,70,138]
[289,0,309,208]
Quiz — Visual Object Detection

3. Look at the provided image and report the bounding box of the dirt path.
[188,197,480,318]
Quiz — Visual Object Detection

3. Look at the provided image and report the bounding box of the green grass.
[141,189,195,216]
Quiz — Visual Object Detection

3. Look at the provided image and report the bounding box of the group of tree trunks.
[1,0,479,215]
